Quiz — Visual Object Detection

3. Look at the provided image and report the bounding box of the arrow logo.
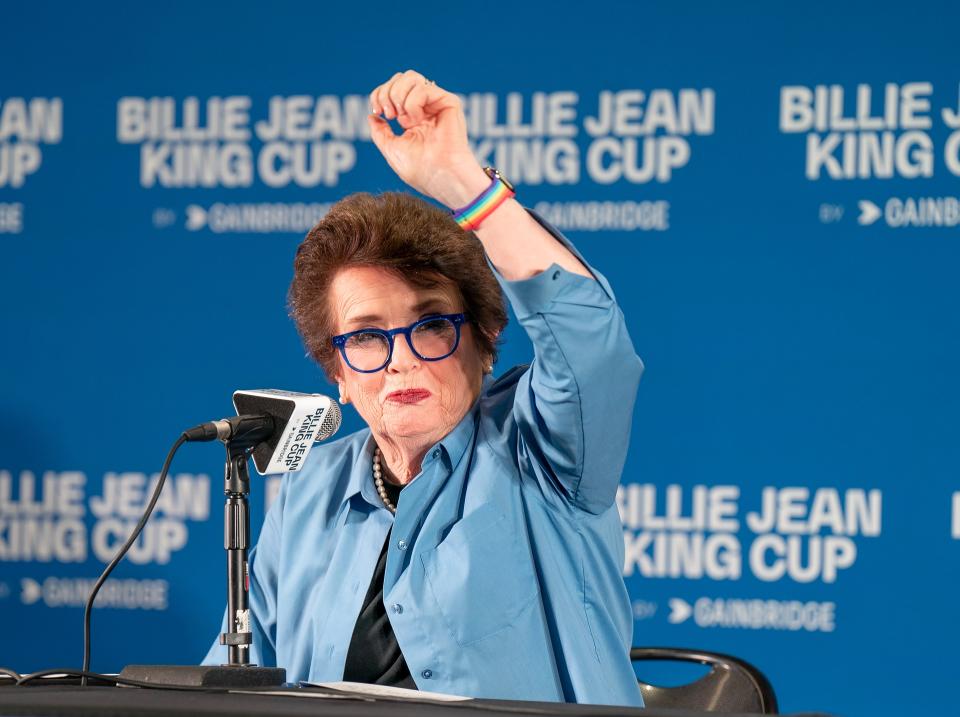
[858,200,882,226]
[186,205,207,231]
[668,597,693,624]
[20,578,42,605]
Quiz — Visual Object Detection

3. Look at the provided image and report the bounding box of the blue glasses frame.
[331,313,470,373]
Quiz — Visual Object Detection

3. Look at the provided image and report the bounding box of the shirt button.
[397,539,407,551]
[432,449,441,459]
[391,603,403,614]
[421,669,433,679]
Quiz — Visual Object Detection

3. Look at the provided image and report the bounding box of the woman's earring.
[338,385,349,404]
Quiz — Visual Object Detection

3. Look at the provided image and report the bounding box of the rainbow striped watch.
[451,166,516,231]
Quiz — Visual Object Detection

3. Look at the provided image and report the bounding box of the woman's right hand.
[367,70,489,210]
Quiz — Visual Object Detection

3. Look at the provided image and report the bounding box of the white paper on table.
[301,680,473,702]
[228,689,358,700]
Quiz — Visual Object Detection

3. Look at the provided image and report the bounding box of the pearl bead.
[373,447,396,513]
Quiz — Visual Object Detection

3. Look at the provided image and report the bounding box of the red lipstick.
[386,389,432,404]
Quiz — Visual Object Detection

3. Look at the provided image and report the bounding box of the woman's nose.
[385,334,421,373]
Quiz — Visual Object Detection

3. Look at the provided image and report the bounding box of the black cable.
[80,433,188,686]
[15,668,228,692]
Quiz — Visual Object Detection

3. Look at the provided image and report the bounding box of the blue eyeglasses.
[331,313,470,373]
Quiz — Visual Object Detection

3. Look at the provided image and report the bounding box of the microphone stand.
[120,429,285,687]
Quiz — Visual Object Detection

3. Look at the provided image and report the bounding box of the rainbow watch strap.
[452,172,515,231]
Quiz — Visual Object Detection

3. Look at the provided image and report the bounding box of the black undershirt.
[342,479,417,689]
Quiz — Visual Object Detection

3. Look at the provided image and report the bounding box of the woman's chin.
[384,423,434,439]
[379,410,439,440]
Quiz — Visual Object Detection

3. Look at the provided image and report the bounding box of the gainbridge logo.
[857,197,960,228]
[667,596,837,632]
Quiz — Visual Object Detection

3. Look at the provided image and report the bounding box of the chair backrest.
[631,646,779,714]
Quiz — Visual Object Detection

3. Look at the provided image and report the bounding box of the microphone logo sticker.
[282,408,324,471]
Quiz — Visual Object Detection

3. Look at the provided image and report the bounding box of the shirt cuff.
[484,207,617,319]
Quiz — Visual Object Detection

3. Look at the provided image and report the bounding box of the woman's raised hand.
[368,71,489,210]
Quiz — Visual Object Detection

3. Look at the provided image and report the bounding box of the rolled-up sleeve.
[489,210,644,514]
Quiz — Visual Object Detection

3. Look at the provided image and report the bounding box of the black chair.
[631,647,779,714]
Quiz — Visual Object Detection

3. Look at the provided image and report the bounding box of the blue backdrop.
[2,2,958,715]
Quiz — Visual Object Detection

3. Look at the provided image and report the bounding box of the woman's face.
[329,265,486,447]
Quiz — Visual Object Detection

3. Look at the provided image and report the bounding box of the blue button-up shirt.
[204,212,644,706]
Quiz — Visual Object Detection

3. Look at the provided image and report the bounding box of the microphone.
[183,390,342,474]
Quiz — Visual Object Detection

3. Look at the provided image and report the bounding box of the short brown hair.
[289,192,508,380]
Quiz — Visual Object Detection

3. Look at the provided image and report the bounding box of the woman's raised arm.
[369,71,642,513]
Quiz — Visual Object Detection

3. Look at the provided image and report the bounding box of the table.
[0,682,835,717]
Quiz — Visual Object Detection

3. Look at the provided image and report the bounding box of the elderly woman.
[204,71,644,706]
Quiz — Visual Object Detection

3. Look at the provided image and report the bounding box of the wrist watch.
[452,166,516,231]
[482,166,515,193]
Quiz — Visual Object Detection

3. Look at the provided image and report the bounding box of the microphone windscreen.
[317,400,342,441]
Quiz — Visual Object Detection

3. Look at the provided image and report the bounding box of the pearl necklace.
[372,447,396,513]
